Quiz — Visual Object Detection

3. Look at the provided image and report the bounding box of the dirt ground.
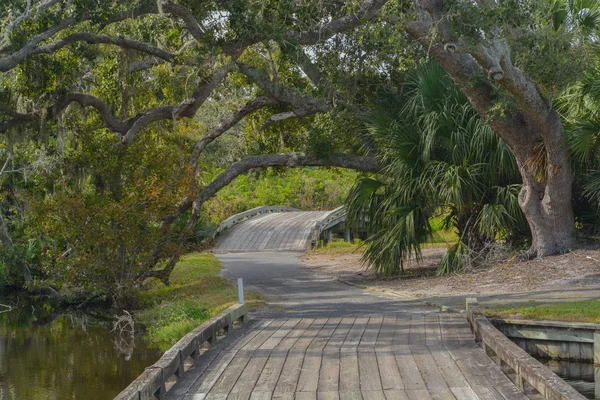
[302,247,600,298]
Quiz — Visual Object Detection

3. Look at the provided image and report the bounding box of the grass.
[485,299,600,323]
[135,253,264,351]
[310,239,363,254]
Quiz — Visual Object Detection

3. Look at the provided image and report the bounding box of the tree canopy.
[1,0,600,304]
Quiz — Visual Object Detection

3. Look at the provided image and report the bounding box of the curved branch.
[260,111,297,130]
[237,62,332,116]
[140,152,380,284]
[120,62,237,145]
[195,153,381,207]
[286,0,389,45]
[1,92,131,135]
[1,32,175,72]
[162,0,205,41]
[190,96,279,169]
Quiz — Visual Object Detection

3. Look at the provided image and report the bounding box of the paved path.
[215,212,329,253]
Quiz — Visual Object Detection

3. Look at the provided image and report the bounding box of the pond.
[0,299,162,400]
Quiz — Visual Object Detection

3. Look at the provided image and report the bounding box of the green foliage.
[204,167,359,226]
[135,253,263,350]
[345,62,526,275]
[444,0,599,98]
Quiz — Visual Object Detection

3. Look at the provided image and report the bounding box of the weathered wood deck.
[166,313,528,400]
[215,211,330,252]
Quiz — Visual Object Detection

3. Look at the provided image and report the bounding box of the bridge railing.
[214,206,300,237]
[465,299,586,400]
[114,304,247,400]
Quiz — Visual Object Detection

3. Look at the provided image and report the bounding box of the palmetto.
[345,62,526,275]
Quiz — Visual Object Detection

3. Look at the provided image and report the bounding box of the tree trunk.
[512,128,577,257]
[404,12,578,258]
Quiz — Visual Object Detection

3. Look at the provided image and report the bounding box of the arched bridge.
[214,206,354,253]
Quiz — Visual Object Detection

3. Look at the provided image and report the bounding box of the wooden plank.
[318,349,340,394]
[339,393,363,400]
[295,392,318,400]
[498,325,593,344]
[361,391,386,400]
[411,348,455,400]
[317,392,340,400]
[297,318,341,393]
[383,390,409,400]
[207,319,287,396]
[409,314,426,347]
[339,349,360,393]
[254,319,314,394]
[358,348,382,392]
[188,320,274,395]
[343,317,370,348]
[376,350,403,391]
[424,314,442,347]
[273,318,328,394]
[395,350,426,391]
[360,316,384,348]
[449,387,479,400]
[376,315,397,350]
[404,390,433,400]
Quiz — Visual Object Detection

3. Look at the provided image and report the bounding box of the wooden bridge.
[116,207,586,400]
[214,206,354,252]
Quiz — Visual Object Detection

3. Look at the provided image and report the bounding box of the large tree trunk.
[405,4,577,258]
[510,123,577,257]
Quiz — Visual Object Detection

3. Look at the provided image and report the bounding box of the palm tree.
[345,62,526,275]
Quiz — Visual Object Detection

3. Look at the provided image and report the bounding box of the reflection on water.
[545,360,597,399]
[0,300,162,400]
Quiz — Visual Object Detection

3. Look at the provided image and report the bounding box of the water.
[545,359,597,399]
[0,300,162,400]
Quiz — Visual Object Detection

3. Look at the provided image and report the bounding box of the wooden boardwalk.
[165,313,528,400]
[216,212,329,253]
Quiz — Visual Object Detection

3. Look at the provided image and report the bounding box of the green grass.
[310,239,363,254]
[485,299,600,323]
[135,253,264,351]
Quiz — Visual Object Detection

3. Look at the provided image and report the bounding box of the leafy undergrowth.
[486,300,600,323]
[135,253,264,351]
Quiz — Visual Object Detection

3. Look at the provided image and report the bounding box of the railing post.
[595,331,600,399]
[238,278,245,305]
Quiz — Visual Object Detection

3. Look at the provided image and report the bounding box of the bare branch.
[237,62,332,117]
[128,57,166,73]
[0,0,64,54]
[0,92,131,135]
[0,16,84,70]
[286,0,389,45]
[1,32,175,72]
[120,62,237,145]
[162,0,205,41]
[190,96,279,169]
[260,111,297,130]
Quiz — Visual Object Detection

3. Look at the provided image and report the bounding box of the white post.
[238,278,245,304]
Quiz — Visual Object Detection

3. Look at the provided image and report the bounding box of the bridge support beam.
[324,230,333,245]
[344,229,352,243]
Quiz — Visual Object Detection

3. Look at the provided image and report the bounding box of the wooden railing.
[318,206,346,234]
[214,206,300,237]
[114,304,248,400]
[465,298,586,400]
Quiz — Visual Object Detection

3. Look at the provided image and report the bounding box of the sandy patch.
[302,247,600,298]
